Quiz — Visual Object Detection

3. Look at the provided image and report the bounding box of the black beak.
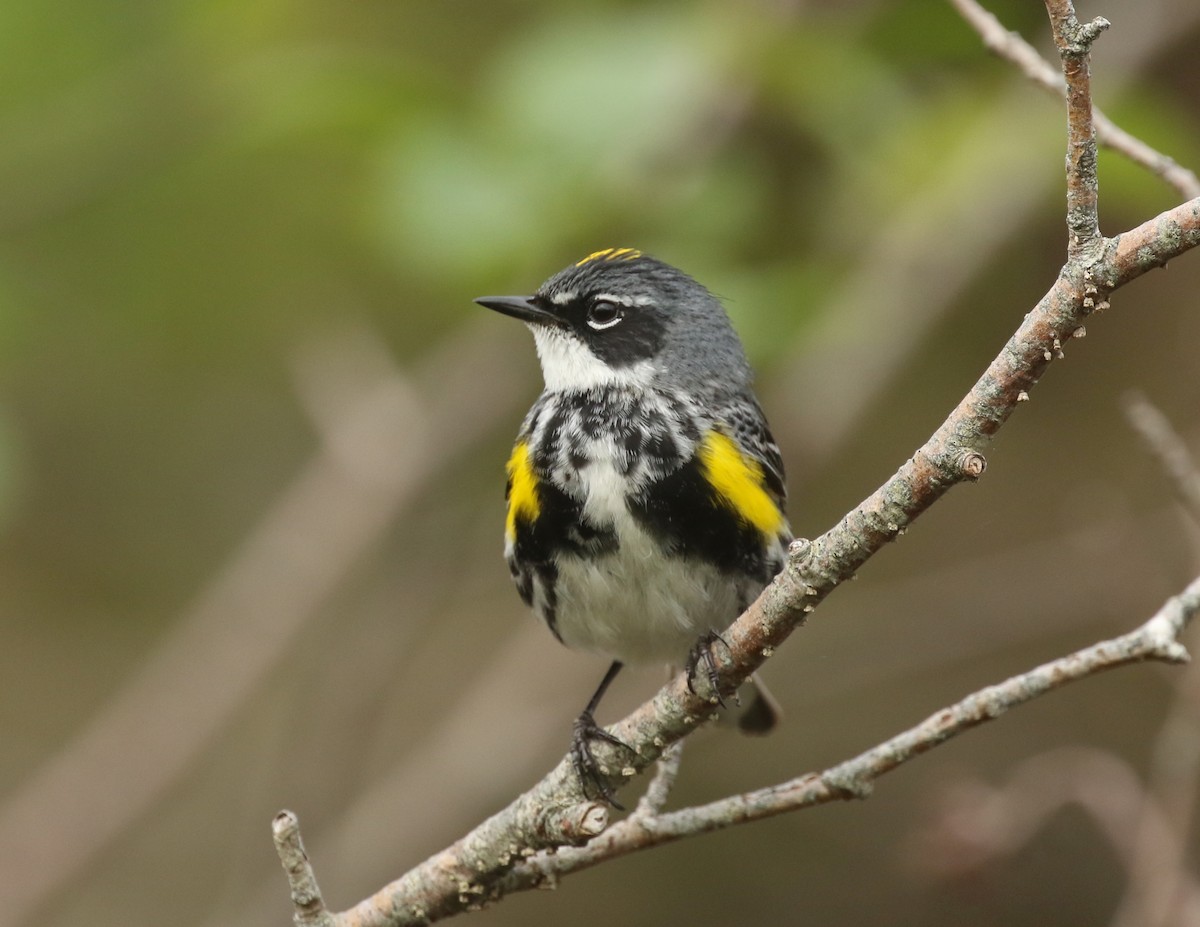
[474,295,564,327]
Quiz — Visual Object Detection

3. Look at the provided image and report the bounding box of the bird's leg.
[571,660,633,809]
[686,630,731,708]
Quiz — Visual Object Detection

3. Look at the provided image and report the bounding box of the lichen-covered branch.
[273,5,1200,924]
[278,568,1200,925]
[1044,0,1109,258]
[492,576,1200,891]
[949,0,1200,201]
[274,811,334,927]
[1103,196,1200,286]
[277,188,1200,927]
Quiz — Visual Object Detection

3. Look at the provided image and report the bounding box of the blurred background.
[2,0,1199,925]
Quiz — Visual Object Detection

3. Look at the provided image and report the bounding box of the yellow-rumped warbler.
[476,248,791,805]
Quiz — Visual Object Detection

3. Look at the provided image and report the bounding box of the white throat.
[529,326,653,392]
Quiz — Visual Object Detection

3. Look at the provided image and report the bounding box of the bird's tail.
[735,671,782,735]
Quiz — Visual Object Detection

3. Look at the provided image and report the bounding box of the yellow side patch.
[575,247,642,267]
[505,440,540,541]
[698,431,785,536]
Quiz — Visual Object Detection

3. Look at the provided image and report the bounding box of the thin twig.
[1114,397,1200,927]
[1093,113,1200,203]
[1123,391,1200,528]
[950,0,1200,201]
[632,741,685,819]
[274,811,335,927]
[1045,0,1110,258]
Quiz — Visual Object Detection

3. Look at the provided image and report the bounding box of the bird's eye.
[586,300,624,331]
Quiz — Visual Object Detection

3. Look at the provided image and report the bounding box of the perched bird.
[476,248,791,805]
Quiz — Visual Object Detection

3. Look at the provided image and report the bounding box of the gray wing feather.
[718,395,788,505]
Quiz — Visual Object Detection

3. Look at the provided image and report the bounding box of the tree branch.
[1114,400,1200,927]
[1123,392,1200,528]
[495,579,1200,892]
[949,0,1200,201]
[275,5,1200,924]
[277,190,1200,926]
[274,812,334,927]
[1045,0,1109,257]
[280,572,1200,924]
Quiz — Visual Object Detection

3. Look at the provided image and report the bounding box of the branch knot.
[1058,14,1110,57]
[534,801,610,846]
[958,451,988,481]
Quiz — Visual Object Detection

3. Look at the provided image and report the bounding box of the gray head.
[475,248,752,397]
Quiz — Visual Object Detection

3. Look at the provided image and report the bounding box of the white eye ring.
[586,300,624,330]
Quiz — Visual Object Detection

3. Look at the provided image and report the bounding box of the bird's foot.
[571,710,632,809]
[686,630,732,708]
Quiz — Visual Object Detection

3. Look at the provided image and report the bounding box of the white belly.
[551,529,742,665]
[550,452,743,665]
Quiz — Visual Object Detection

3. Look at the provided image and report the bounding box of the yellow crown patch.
[575,247,643,267]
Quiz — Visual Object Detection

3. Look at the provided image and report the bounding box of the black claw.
[571,711,632,809]
[686,630,731,707]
